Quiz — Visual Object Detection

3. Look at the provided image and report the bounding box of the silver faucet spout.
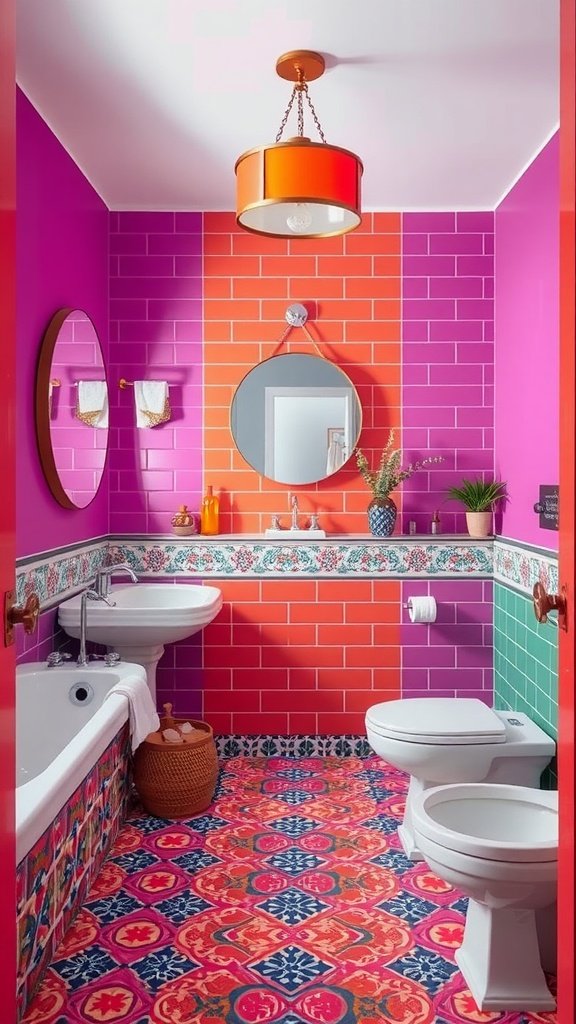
[95,562,138,599]
[289,493,300,531]
[78,589,115,667]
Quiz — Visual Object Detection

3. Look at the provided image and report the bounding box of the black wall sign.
[533,485,559,531]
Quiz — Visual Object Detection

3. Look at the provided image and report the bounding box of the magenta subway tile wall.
[400,580,493,701]
[401,211,495,535]
[17,92,109,558]
[108,213,204,535]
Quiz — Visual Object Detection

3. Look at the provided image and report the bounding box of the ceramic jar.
[367,496,397,537]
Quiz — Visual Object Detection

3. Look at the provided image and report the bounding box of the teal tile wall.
[494,581,558,787]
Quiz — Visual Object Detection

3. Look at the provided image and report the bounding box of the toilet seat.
[365,697,507,746]
[413,783,558,863]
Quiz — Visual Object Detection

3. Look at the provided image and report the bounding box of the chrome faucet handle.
[308,513,320,530]
[104,651,121,666]
[46,650,72,667]
[271,514,281,529]
[85,589,116,607]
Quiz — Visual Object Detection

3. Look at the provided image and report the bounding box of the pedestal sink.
[58,583,223,701]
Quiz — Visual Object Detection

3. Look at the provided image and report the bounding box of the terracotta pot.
[465,510,493,538]
[367,496,397,537]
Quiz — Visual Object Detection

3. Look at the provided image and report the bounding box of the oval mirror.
[231,352,362,485]
[35,309,109,509]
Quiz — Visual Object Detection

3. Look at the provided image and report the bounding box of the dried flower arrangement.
[355,430,443,498]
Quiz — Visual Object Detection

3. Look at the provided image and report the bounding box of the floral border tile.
[16,535,493,612]
[108,538,493,579]
[493,539,558,596]
[214,734,373,758]
[16,540,108,609]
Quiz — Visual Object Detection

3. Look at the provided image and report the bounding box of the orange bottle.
[200,485,219,535]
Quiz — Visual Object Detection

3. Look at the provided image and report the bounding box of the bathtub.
[17,660,146,863]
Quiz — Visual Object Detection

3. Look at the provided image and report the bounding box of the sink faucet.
[95,562,138,599]
[289,493,300,530]
[78,589,115,667]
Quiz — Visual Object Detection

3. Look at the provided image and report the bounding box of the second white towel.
[76,380,109,428]
[134,380,171,428]
[106,676,160,751]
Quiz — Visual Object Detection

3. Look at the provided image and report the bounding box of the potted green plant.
[355,430,443,536]
[446,478,507,538]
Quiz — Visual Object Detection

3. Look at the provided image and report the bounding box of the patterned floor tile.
[257,887,330,924]
[267,815,320,838]
[249,945,336,992]
[265,848,327,875]
[22,755,556,1024]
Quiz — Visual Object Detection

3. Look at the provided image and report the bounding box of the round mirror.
[231,353,362,485]
[35,309,109,509]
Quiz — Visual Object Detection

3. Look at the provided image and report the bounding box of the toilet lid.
[365,698,507,745]
[413,783,558,862]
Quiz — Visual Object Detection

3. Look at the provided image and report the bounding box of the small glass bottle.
[431,510,441,535]
[408,520,417,536]
[200,485,219,536]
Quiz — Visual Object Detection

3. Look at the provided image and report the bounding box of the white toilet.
[412,782,558,1012]
[365,698,555,859]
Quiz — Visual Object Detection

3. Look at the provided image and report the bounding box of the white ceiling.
[17,0,559,211]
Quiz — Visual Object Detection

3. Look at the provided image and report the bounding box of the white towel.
[106,677,160,751]
[134,380,171,428]
[76,380,109,428]
[326,432,346,474]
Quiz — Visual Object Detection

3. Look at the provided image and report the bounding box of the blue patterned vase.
[367,496,397,537]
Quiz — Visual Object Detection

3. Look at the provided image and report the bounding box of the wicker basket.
[133,703,218,818]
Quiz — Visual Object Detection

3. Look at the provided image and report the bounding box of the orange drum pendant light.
[235,50,363,238]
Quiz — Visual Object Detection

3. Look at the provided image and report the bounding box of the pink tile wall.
[15,609,70,666]
[401,212,495,534]
[494,135,559,547]
[108,213,203,534]
[17,91,109,556]
[401,579,493,700]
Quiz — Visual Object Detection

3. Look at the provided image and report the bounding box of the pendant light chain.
[275,85,298,143]
[275,77,327,144]
[303,86,327,143]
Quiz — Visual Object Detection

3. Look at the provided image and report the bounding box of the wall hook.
[4,590,40,646]
[532,581,567,631]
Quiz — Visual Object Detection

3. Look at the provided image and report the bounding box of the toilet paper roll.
[407,596,437,623]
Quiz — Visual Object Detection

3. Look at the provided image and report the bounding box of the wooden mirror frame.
[35,308,108,509]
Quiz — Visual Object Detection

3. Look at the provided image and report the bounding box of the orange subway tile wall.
[202,213,402,732]
[201,578,401,736]
[203,211,402,535]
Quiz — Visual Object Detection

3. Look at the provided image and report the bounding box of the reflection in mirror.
[35,309,108,509]
[231,353,362,485]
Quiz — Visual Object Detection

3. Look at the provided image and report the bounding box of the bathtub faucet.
[95,563,138,599]
[78,589,115,668]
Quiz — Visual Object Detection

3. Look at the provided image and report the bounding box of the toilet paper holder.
[403,596,437,623]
